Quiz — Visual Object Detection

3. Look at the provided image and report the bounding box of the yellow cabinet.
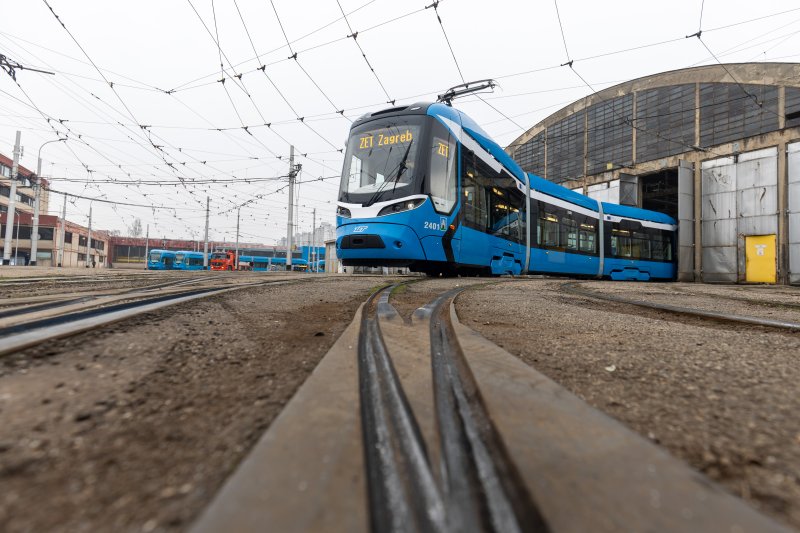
[745,235,776,283]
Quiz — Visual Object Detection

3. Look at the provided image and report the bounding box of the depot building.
[507,63,800,285]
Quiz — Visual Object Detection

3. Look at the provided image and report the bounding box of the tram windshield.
[149,251,161,262]
[339,116,423,205]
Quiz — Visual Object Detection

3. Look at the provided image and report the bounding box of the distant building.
[507,63,800,284]
[278,220,336,249]
[0,153,50,218]
[0,212,107,267]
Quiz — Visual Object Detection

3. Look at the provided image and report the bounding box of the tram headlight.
[377,198,425,217]
[337,206,352,218]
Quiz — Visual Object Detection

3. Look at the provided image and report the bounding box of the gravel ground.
[0,275,382,533]
[3,272,799,531]
[456,279,800,530]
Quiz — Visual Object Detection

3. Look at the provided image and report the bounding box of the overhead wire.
[269,0,351,121]
[231,0,343,152]
[335,0,394,104]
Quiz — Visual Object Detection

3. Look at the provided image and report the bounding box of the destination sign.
[358,129,414,150]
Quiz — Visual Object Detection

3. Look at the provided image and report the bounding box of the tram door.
[745,235,776,283]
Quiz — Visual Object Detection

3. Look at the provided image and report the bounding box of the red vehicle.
[210,250,237,271]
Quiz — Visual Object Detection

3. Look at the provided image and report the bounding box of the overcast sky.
[2,0,798,245]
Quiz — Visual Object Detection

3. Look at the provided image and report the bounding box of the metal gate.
[701,147,778,282]
[789,142,800,284]
[701,157,737,282]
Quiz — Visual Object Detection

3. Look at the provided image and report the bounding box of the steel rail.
[667,285,800,311]
[426,289,548,533]
[357,284,446,532]
[358,283,548,532]
[0,274,167,286]
[562,282,800,331]
[0,277,212,320]
[0,279,293,357]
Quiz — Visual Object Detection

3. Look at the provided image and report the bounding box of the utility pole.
[144,224,150,270]
[311,208,316,271]
[57,193,66,267]
[2,131,22,265]
[30,165,42,266]
[31,137,66,266]
[14,215,20,264]
[235,207,240,271]
[286,146,295,271]
[85,204,92,267]
[203,196,210,270]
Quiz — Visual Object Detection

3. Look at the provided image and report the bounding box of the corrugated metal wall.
[788,143,800,284]
[677,162,694,281]
[701,157,738,282]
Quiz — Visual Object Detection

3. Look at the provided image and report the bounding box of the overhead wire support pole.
[203,197,210,270]
[144,224,150,270]
[86,204,93,268]
[2,131,22,266]
[58,193,67,267]
[235,207,240,271]
[286,146,295,271]
[312,208,316,271]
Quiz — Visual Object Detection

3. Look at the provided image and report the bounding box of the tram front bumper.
[336,222,426,265]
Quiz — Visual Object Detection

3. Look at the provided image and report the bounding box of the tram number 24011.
[423,218,447,231]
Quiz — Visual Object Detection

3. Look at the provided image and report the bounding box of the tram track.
[667,284,800,311]
[0,273,164,287]
[193,278,790,533]
[0,277,297,357]
[0,276,212,319]
[561,281,800,332]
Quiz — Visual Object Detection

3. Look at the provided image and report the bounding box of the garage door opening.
[641,169,678,221]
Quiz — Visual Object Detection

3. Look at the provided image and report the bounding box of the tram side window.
[610,224,674,261]
[579,222,596,253]
[462,153,489,231]
[561,217,578,251]
[536,201,599,254]
[429,121,457,214]
[540,210,560,247]
[488,180,525,243]
[650,230,673,261]
[611,229,631,257]
[632,232,651,259]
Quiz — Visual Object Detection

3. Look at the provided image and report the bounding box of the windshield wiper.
[364,139,414,207]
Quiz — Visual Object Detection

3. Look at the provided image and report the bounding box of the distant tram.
[147,249,176,270]
[238,256,308,271]
[174,251,205,270]
[336,87,676,280]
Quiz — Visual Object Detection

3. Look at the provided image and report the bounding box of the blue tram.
[336,100,676,280]
[147,249,176,270]
[238,255,309,272]
[174,250,206,271]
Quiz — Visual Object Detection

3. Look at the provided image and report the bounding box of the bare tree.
[127,218,143,238]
